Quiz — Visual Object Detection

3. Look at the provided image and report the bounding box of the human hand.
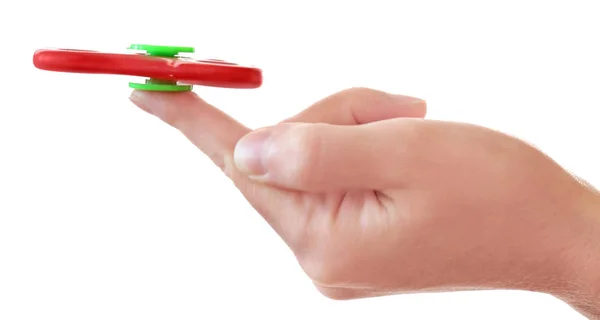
[129,88,600,317]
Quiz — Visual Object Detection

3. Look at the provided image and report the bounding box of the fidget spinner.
[33,44,263,91]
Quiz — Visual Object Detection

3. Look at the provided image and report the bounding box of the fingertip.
[129,89,152,113]
[129,89,201,106]
[129,90,207,125]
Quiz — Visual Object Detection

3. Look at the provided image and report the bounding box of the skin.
[130,87,600,318]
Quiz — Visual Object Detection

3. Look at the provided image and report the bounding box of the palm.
[232,176,394,295]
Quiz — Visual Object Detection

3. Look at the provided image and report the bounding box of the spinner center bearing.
[127,44,195,92]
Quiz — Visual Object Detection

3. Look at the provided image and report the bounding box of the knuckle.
[330,87,392,113]
[339,86,378,97]
[332,87,382,103]
[157,107,181,128]
[156,105,189,130]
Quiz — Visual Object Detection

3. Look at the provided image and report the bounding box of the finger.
[233,119,424,192]
[284,87,426,125]
[129,90,250,169]
[128,90,301,241]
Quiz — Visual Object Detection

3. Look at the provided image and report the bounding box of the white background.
[1,0,599,319]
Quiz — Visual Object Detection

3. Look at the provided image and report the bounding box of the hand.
[130,88,600,317]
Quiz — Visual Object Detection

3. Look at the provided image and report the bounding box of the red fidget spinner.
[33,44,263,91]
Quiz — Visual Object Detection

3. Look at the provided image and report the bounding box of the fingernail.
[234,128,273,176]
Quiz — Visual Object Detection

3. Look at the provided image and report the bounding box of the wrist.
[558,184,600,318]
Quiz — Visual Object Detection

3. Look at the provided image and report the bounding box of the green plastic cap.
[129,79,192,92]
[128,44,195,57]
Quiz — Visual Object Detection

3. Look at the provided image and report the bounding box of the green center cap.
[128,44,195,92]
[128,44,195,57]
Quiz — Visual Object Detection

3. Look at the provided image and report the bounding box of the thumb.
[233,119,421,192]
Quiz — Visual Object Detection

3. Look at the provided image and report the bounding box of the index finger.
[130,90,249,169]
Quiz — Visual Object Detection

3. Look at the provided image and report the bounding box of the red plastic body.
[33,49,262,89]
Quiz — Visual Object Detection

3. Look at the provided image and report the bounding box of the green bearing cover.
[128,44,195,57]
[129,79,192,92]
